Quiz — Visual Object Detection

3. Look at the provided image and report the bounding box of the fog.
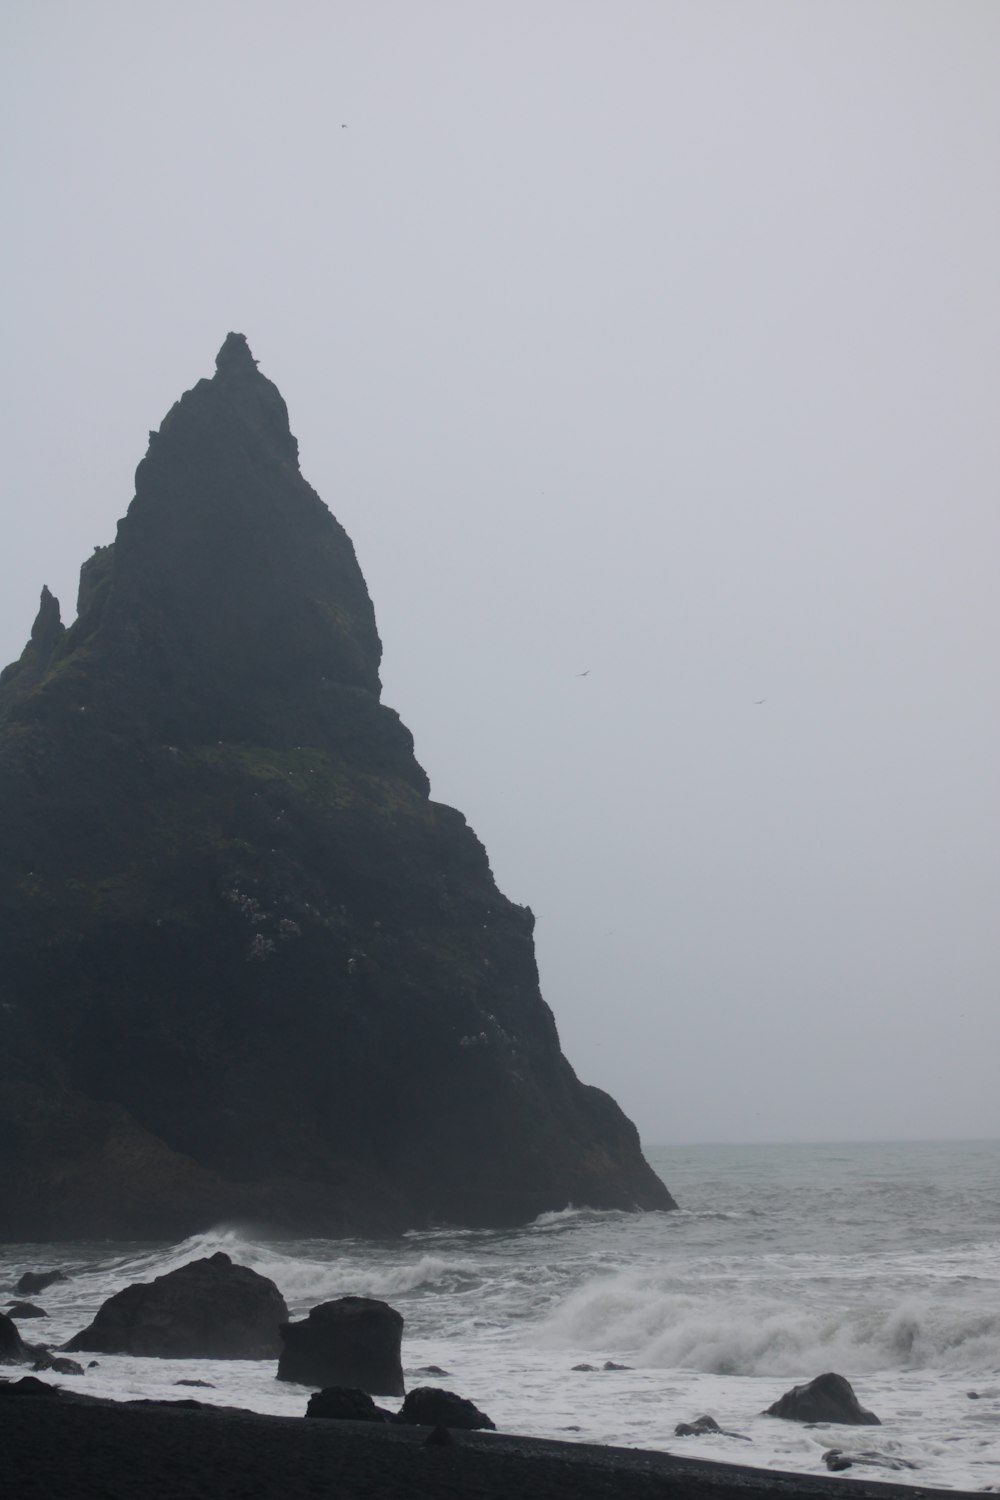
[3,2,998,1144]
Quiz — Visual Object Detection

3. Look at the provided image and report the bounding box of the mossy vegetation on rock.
[0,334,675,1239]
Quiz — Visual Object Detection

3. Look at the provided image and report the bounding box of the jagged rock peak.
[214,331,259,376]
[31,585,62,644]
[0,336,676,1238]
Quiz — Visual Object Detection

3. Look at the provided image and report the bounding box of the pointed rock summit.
[0,337,674,1238]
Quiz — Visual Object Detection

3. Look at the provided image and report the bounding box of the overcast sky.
[4,1,999,1146]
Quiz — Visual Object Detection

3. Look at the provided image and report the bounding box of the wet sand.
[1,1380,980,1500]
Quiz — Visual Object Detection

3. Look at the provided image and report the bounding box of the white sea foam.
[4,1140,999,1491]
[535,1271,1000,1376]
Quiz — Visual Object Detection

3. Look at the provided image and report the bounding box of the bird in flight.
[577,670,590,677]
[754,698,766,704]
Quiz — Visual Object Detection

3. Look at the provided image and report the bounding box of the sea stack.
[0,335,675,1238]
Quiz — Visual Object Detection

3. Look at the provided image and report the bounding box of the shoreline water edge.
[3,1142,998,1493]
[2,1385,987,1500]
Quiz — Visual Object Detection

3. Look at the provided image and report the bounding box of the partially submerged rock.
[674,1414,751,1441]
[33,1353,84,1376]
[64,1252,287,1358]
[277,1297,404,1395]
[824,1448,917,1472]
[764,1372,880,1426]
[15,1271,68,1296]
[7,1303,48,1319]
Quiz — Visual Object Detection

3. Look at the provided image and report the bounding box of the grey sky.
[3,1,998,1144]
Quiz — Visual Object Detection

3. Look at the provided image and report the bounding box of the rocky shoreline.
[2,1380,983,1500]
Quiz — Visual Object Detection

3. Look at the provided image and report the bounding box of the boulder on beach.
[0,1374,60,1398]
[397,1386,496,1431]
[306,1386,393,1422]
[15,1270,68,1296]
[763,1372,880,1426]
[277,1296,404,1395]
[0,1310,32,1364]
[64,1252,287,1359]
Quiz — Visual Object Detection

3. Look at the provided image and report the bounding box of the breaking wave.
[535,1267,1000,1377]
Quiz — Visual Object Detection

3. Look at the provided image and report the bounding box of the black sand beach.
[1,1382,981,1500]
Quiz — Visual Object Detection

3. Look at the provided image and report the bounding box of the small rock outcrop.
[32,1353,84,1376]
[0,1375,60,1398]
[397,1386,495,1431]
[674,1414,750,1441]
[64,1252,287,1358]
[0,1311,32,1364]
[277,1297,404,1395]
[15,1271,68,1296]
[305,1386,392,1422]
[823,1448,916,1473]
[764,1372,881,1426]
[0,334,675,1240]
[7,1303,47,1319]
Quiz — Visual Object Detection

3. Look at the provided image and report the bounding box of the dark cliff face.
[0,335,675,1239]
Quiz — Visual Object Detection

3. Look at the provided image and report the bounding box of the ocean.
[3,1140,998,1491]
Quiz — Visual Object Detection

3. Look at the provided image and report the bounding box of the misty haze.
[2,5,999,1493]
[4,1,996,1148]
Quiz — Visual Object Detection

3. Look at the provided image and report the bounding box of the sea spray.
[3,1140,998,1491]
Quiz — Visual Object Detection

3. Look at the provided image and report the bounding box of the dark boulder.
[676,1414,721,1436]
[824,1449,916,1473]
[675,1414,750,1441]
[7,1303,47,1319]
[33,1353,84,1375]
[278,1297,404,1395]
[397,1386,495,1431]
[0,1311,32,1364]
[764,1372,880,1426]
[15,1271,68,1296]
[305,1386,392,1422]
[0,1375,60,1398]
[64,1252,287,1358]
